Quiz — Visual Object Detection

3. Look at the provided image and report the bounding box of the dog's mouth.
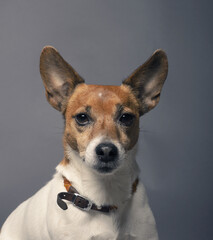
[95,166,114,173]
[94,161,119,174]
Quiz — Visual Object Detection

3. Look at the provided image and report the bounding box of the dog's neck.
[56,146,140,207]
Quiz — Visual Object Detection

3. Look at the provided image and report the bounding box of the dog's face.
[64,84,139,173]
[40,46,168,174]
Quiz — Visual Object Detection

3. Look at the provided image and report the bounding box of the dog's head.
[40,46,168,174]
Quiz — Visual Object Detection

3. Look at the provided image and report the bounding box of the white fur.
[0,141,159,240]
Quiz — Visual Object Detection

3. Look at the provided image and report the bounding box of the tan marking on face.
[60,158,69,165]
[62,84,140,164]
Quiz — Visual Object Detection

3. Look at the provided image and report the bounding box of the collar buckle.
[72,193,93,211]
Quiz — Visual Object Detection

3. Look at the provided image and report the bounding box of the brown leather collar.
[57,176,139,213]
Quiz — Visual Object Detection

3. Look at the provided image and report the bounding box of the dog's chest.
[47,174,133,240]
[50,207,120,240]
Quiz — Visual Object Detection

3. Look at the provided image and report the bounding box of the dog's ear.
[40,46,84,112]
[122,49,168,116]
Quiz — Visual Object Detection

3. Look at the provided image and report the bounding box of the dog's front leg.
[119,182,159,240]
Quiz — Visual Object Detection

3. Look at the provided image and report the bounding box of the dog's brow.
[85,106,91,114]
[71,105,91,119]
[117,103,123,111]
[115,104,124,117]
[72,106,91,116]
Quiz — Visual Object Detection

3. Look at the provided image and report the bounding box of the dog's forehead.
[66,84,139,115]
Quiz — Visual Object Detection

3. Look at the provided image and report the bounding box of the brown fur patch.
[64,132,79,152]
[131,178,139,194]
[60,158,69,165]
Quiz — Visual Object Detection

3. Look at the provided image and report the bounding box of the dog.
[0,46,168,240]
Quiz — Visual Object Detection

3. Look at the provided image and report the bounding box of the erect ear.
[122,49,168,116]
[40,46,84,112]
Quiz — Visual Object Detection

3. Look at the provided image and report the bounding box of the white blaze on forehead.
[98,92,103,98]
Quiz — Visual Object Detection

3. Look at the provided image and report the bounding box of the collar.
[57,176,139,213]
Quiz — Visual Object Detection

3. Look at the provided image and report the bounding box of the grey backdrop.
[0,1,212,239]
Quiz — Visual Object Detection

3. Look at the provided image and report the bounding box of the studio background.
[0,1,212,239]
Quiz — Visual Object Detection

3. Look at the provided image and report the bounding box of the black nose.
[95,143,118,163]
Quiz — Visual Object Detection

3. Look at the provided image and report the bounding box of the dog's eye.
[118,113,135,126]
[75,113,90,126]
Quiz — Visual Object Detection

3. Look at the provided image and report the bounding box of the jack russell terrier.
[0,46,168,240]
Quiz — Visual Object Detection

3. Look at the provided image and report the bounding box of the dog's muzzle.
[94,142,119,173]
